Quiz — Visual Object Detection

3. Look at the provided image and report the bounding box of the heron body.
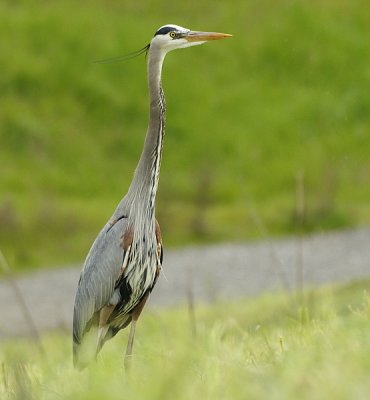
[73,24,231,369]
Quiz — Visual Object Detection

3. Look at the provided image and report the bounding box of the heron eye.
[169,31,177,39]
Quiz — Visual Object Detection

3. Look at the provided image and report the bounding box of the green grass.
[1,0,370,271]
[1,278,370,399]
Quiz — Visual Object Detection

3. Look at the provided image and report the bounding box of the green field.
[1,0,370,271]
[1,278,370,399]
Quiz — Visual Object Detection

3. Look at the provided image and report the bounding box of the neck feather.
[126,47,166,217]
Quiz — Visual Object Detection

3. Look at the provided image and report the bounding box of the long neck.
[126,48,166,216]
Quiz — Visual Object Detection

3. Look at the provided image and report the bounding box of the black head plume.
[94,44,150,64]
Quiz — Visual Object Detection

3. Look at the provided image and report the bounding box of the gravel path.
[1,228,370,338]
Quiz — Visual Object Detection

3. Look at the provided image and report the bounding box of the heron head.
[150,24,232,53]
[94,24,231,64]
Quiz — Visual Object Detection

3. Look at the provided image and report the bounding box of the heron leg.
[124,319,136,371]
[124,292,150,372]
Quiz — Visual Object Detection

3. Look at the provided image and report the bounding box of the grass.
[1,278,370,399]
[1,0,370,271]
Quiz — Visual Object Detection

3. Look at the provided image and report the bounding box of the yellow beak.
[183,31,232,42]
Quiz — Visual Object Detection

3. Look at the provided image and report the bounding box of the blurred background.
[1,0,369,273]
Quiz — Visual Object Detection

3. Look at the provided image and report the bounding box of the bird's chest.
[125,232,158,287]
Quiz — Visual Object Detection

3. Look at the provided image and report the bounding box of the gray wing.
[73,216,128,346]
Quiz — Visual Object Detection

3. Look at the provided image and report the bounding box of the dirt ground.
[1,227,370,338]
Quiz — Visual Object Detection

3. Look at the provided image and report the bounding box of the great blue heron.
[73,24,231,369]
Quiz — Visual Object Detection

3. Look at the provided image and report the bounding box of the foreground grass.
[1,279,370,399]
[1,0,370,271]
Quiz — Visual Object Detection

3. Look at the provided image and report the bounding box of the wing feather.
[73,217,129,346]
